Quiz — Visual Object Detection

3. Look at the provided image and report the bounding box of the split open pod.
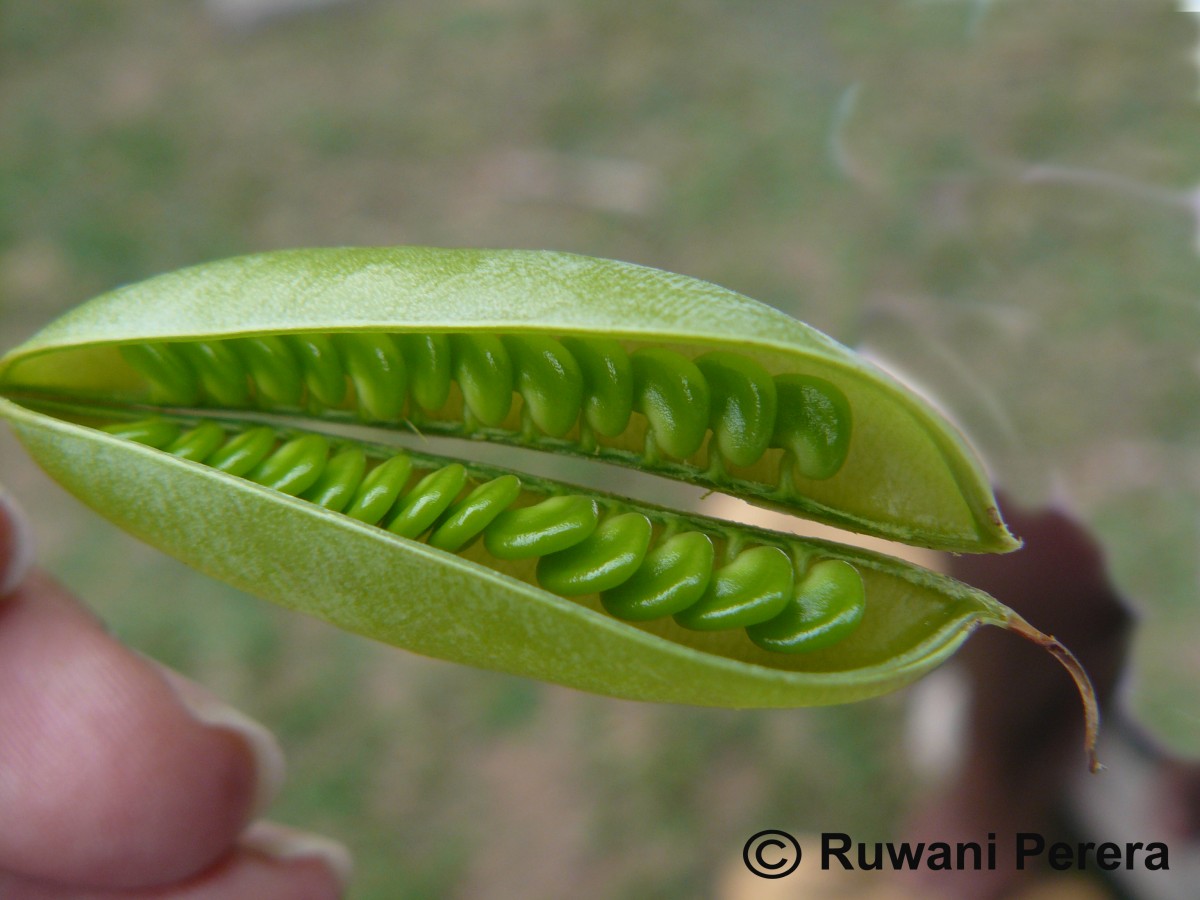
[0,248,1098,767]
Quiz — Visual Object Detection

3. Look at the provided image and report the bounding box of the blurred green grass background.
[2,2,1199,897]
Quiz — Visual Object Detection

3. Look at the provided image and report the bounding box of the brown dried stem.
[1004,612,1102,774]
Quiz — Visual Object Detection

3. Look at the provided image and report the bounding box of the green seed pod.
[0,247,1099,769]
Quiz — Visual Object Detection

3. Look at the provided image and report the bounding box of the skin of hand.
[0,487,352,899]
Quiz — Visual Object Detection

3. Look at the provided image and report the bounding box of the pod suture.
[0,247,1099,770]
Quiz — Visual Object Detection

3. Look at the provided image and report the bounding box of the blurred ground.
[2,2,1199,897]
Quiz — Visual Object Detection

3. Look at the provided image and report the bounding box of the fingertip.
[0,826,351,900]
[155,665,288,818]
[0,577,262,888]
[241,821,354,895]
[0,487,35,598]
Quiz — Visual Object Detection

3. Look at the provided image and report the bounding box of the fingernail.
[157,666,288,818]
[0,487,35,598]
[241,820,354,892]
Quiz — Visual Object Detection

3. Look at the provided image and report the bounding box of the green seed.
[484,495,600,560]
[344,454,413,524]
[177,341,251,407]
[450,333,514,427]
[747,558,865,653]
[388,464,469,539]
[560,336,632,438]
[248,433,329,496]
[536,512,653,596]
[287,334,348,409]
[694,351,777,469]
[428,474,523,553]
[120,343,200,405]
[503,334,583,437]
[397,333,452,413]
[601,531,715,621]
[674,545,793,631]
[235,336,304,407]
[333,332,407,421]
[205,426,277,476]
[631,348,711,459]
[102,417,182,449]
[772,374,852,481]
[165,421,227,461]
[301,447,367,512]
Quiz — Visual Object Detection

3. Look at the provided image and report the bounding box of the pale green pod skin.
[674,545,793,632]
[1,249,1105,761]
[747,559,866,654]
[536,512,653,597]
